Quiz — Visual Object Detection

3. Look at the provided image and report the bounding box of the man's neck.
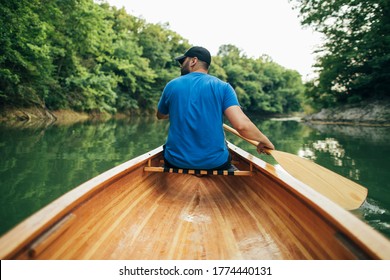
[191,69,208,74]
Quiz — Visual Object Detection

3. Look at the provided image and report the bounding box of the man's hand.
[256,142,274,154]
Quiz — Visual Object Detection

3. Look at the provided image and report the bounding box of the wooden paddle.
[223,123,368,210]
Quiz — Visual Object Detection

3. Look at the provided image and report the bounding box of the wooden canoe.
[0,142,389,260]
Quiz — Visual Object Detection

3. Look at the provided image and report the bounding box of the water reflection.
[312,138,345,159]
[298,146,316,160]
[0,117,168,235]
[298,138,361,181]
[0,117,389,239]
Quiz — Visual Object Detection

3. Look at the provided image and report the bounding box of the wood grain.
[271,150,367,210]
[0,143,389,260]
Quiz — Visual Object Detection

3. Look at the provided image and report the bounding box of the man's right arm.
[224,105,275,152]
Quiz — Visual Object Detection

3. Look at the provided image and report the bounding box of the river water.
[0,116,389,240]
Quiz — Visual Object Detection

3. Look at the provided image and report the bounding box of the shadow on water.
[0,116,389,239]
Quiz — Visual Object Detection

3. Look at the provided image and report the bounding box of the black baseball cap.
[175,46,211,65]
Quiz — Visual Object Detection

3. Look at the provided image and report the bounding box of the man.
[157,46,274,170]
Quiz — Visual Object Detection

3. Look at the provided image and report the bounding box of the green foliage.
[0,0,55,106]
[291,0,390,108]
[212,45,304,114]
[1,0,304,115]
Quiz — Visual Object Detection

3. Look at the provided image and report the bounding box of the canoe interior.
[1,144,390,260]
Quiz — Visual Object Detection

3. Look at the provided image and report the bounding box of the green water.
[0,116,389,239]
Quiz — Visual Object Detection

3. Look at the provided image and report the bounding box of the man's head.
[175,46,211,75]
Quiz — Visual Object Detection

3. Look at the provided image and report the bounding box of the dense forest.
[291,0,390,109]
[1,0,389,115]
[0,0,303,115]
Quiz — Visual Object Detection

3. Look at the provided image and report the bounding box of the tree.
[291,0,390,107]
[0,0,55,107]
[136,21,190,110]
[0,1,304,116]
[216,45,304,114]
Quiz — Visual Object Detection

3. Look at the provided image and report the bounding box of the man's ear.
[189,57,198,67]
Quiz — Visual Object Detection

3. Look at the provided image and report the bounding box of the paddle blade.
[270,150,368,210]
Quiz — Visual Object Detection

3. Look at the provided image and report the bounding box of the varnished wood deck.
[1,143,390,260]
[13,167,350,259]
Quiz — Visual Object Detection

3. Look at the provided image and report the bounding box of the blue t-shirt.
[157,72,240,169]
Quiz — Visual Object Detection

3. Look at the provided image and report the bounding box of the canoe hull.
[1,143,389,259]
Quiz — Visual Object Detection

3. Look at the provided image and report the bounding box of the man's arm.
[156,110,169,120]
[224,105,275,153]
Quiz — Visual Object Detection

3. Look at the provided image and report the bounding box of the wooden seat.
[143,166,253,176]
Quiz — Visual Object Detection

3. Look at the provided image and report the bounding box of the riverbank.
[0,106,132,127]
[2,98,390,127]
[303,98,390,126]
